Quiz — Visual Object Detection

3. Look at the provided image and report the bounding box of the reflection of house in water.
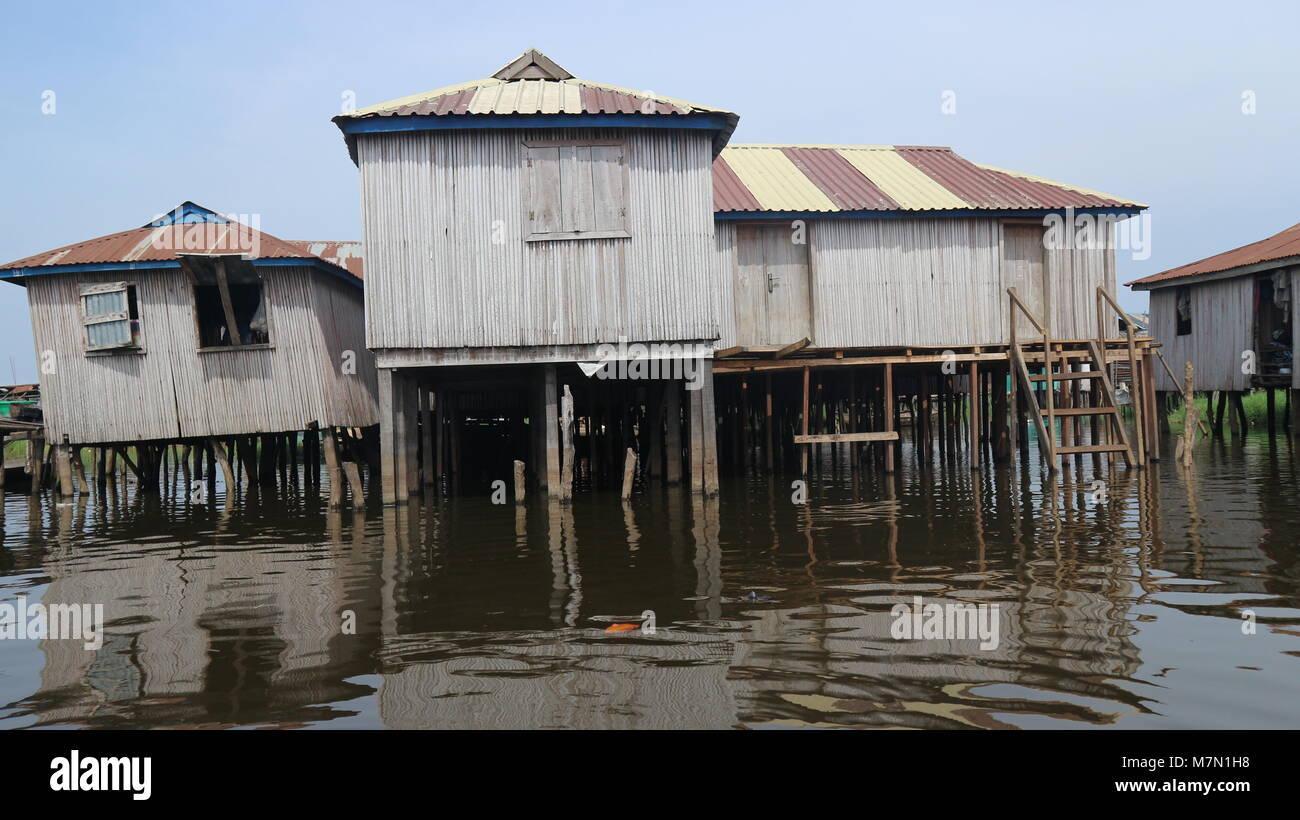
[25,510,383,727]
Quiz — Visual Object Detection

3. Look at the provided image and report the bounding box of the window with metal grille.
[523,140,629,241]
[80,283,141,351]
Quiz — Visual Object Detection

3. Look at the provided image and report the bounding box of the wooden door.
[1001,223,1047,337]
[734,225,813,346]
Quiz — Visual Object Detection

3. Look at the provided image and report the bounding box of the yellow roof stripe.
[723,147,839,212]
[835,148,969,210]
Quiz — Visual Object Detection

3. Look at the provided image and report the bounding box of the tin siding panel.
[1150,278,1253,392]
[358,128,717,353]
[25,268,376,444]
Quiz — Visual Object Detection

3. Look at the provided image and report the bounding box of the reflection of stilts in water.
[884,472,901,579]
[692,497,721,622]
[545,500,581,628]
[1179,461,1206,578]
[623,499,640,554]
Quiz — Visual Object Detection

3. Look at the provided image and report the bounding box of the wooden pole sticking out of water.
[560,384,575,503]
[1176,362,1199,469]
[514,459,526,505]
[621,447,636,500]
[323,428,344,509]
[210,439,237,499]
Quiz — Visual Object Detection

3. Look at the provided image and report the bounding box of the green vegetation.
[1165,389,1281,433]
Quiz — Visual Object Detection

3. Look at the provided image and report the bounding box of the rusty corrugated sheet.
[782,147,899,210]
[0,203,361,282]
[1127,221,1300,288]
[712,157,763,212]
[286,240,365,279]
[712,145,1145,214]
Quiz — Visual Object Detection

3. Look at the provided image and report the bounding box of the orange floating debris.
[604,623,639,633]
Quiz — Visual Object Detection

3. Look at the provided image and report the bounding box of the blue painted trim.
[144,201,228,228]
[0,258,363,289]
[713,207,1145,221]
[338,112,733,135]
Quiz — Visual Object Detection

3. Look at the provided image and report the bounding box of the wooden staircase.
[1007,287,1141,470]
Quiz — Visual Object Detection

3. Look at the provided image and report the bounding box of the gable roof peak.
[492,49,573,81]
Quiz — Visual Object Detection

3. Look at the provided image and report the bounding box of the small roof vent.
[492,49,573,81]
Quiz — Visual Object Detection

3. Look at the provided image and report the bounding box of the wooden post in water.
[543,366,561,499]
[800,366,811,475]
[883,363,895,473]
[1266,388,1276,436]
[55,443,75,497]
[560,384,575,503]
[28,436,44,496]
[621,447,636,500]
[665,380,682,486]
[210,439,237,499]
[514,459,526,505]
[968,359,981,471]
[1176,362,1199,469]
[323,428,345,509]
[700,359,719,497]
[421,385,435,485]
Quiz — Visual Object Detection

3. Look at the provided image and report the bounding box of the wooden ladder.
[1007,288,1135,469]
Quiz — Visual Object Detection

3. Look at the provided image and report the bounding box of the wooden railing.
[1096,287,1145,466]
[1008,287,1056,465]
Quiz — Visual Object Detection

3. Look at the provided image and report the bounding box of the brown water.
[1,434,1297,730]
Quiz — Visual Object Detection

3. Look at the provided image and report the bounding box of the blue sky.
[1,0,1296,382]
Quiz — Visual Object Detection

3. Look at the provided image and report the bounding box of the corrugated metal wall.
[26,267,378,444]
[715,218,1116,349]
[357,128,719,354]
[1149,277,1253,392]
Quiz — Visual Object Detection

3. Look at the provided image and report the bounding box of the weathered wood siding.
[357,128,718,354]
[716,218,1117,349]
[1148,277,1253,392]
[26,267,377,444]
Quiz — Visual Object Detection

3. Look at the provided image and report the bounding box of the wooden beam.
[794,431,899,444]
[621,447,636,500]
[213,258,243,347]
[774,337,811,360]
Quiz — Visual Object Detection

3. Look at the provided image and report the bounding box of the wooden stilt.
[514,459,526,505]
[1266,388,1276,436]
[378,368,399,505]
[543,365,561,499]
[56,443,75,497]
[800,366,811,475]
[689,375,704,493]
[323,428,345,509]
[421,385,434,485]
[968,360,981,470]
[560,383,575,502]
[621,447,637,500]
[1228,390,1243,437]
[665,379,682,486]
[701,359,719,497]
[210,439,237,499]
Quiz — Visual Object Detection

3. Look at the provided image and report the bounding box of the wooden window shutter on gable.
[525,141,628,241]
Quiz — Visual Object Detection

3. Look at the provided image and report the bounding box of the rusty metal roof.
[0,203,362,285]
[1127,221,1300,289]
[334,49,739,153]
[285,241,364,279]
[714,145,1145,214]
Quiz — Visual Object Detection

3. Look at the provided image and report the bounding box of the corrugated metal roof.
[0,203,361,284]
[285,240,364,279]
[1127,221,1300,288]
[336,49,739,152]
[713,145,1145,214]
